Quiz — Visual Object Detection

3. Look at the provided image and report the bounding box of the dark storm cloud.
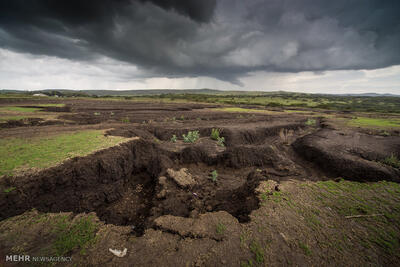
[0,0,399,84]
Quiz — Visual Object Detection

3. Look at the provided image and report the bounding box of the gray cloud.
[0,0,399,84]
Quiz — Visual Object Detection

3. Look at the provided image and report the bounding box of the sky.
[0,0,399,94]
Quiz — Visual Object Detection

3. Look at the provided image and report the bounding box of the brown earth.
[0,98,399,266]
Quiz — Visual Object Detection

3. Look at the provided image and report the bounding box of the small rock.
[158,176,167,185]
[156,189,166,199]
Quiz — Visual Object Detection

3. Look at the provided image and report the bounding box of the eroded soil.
[0,99,399,266]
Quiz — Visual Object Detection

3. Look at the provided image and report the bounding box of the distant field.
[348,117,400,128]
[0,106,42,113]
[2,91,400,113]
[0,130,129,176]
[141,93,400,114]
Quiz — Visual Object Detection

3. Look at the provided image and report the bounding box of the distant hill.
[336,93,400,97]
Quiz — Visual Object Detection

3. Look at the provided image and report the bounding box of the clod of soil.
[166,168,197,188]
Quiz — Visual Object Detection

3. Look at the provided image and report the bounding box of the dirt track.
[1,99,399,266]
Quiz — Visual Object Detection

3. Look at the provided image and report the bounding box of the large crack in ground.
[0,136,274,237]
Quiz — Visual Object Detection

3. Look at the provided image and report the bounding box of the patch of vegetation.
[216,222,226,234]
[3,187,16,193]
[380,154,400,169]
[170,134,177,143]
[121,117,130,123]
[0,130,128,176]
[305,118,316,126]
[210,170,218,182]
[52,215,98,256]
[93,112,101,116]
[217,136,225,147]
[299,241,312,256]
[240,260,254,267]
[211,128,221,140]
[210,128,225,146]
[271,191,286,203]
[250,241,264,264]
[309,179,400,256]
[182,130,200,143]
[0,106,42,113]
[348,117,400,128]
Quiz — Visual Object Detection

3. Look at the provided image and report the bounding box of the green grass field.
[0,130,129,176]
[348,117,400,128]
[0,106,42,113]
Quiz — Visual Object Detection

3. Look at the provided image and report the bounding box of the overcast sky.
[0,0,399,93]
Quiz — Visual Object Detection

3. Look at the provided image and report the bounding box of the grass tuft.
[53,215,98,256]
[380,154,400,169]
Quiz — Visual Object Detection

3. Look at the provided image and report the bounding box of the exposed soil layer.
[293,128,400,182]
[0,138,272,236]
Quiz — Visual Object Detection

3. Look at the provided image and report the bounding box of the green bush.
[305,118,316,126]
[171,134,177,143]
[182,131,200,143]
[210,170,218,182]
[211,128,221,140]
[217,136,225,147]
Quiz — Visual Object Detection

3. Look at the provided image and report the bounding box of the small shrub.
[305,118,316,126]
[211,128,221,140]
[217,136,225,147]
[93,112,101,116]
[182,131,200,143]
[121,117,130,123]
[210,170,218,182]
[110,112,114,116]
[171,134,177,143]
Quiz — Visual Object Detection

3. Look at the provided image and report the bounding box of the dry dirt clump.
[166,168,197,188]
[154,211,240,241]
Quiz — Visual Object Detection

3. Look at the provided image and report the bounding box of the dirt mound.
[293,129,400,181]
